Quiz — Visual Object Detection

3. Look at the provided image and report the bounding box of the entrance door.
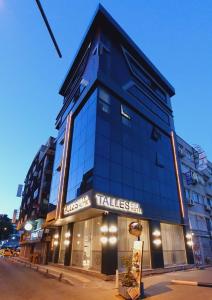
[71,217,102,270]
[82,220,92,268]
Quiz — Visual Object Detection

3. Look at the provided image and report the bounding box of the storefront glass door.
[71,217,102,271]
[161,223,187,266]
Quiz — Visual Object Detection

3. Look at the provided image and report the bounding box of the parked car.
[1,248,13,257]
[12,248,20,257]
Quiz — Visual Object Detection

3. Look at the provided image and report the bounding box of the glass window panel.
[161,223,187,266]
[118,217,150,270]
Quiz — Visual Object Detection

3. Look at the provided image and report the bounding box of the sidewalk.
[9,257,212,300]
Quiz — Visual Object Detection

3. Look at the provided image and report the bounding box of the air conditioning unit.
[188,198,195,206]
[191,172,198,185]
[178,148,185,157]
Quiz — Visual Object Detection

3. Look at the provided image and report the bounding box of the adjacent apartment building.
[44,5,193,275]
[17,137,55,263]
[177,136,212,264]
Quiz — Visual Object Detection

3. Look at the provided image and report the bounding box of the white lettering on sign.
[64,195,91,216]
[30,229,44,241]
[95,193,142,215]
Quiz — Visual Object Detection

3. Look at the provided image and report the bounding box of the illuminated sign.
[64,195,91,216]
[30,229,44,241]
[194,144,207,171]
[95,193,142,215]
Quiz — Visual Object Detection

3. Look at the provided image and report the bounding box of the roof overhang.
[59,4,175,97]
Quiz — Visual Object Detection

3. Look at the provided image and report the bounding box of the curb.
[171,280,212,288]
[9,257,74,286]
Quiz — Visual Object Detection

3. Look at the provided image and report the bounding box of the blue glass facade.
[66,90,97,202]
[48,122,66,206]
[93,88,181,223]
[47,5,193,273]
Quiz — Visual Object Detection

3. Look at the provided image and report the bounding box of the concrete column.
[183,225,194,264]
[64,223,73,266]
[52,227,61,263]
[101,213,118,275]
[149,220,164,269]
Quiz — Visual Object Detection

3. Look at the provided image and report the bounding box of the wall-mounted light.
[24,222,33,231]
[186,233,192,239]
[109,236,117,245]
[100,236,108,244]
[77,233,81,238]
[65,232,71,238]
[109,225,117,233]
[53,240,59,246]
[100,225,108,233]
[153,238,162,246]
[152,230,161,237]
[64,240,70,246]
[187,240,193,247]
[54,233,59,239]
[186,232,193,247]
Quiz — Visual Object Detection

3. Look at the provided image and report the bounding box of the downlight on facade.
[24,222,33,231]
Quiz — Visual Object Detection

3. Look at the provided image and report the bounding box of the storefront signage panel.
[64,195,91,216]
[95,193,142,215]
[30,229,44,241]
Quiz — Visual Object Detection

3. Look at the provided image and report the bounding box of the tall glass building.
[46,5,193,274]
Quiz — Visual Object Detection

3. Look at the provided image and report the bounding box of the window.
[180,163,189,174]
[198,194,204,204]
[66,91,97,202]
[185,189,190,200]
[99,88,110,113]
[185,149,193,162]
[122,47,167,103]
[207,166,212,175]
[33,189,39,199]
[192,191,199,203]
[121,104,132,127]
[151,127,161,141]
[121,104,131,120]
[156,152,164,168]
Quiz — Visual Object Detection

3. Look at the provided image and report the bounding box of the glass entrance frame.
[71,216,102,271]
[118,217,151,270]
[58,224,68,264]
[161,223,187,266]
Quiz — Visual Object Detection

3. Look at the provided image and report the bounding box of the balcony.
[205,187,212,197]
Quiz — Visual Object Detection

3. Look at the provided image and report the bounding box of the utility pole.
[35,0,62,58]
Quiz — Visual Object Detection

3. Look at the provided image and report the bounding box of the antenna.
[35,0,62,58]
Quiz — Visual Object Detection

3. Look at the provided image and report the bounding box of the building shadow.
[144,281,172,298]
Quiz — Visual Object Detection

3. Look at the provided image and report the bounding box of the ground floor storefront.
[192,233,212,265]
[46,214,190,275]
[19,229,48,264]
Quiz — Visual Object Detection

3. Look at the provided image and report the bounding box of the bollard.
[115,269,119,289]
[58,273,63,281]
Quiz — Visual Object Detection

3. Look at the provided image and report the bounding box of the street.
[0,258,212,300]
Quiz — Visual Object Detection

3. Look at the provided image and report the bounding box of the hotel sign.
[64,195,91,216]
[95,193,142,215]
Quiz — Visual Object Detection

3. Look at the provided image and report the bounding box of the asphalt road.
[0,257,115,300]
[0,257,212,300]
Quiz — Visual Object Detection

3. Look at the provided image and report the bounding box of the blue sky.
[0,0,211,218]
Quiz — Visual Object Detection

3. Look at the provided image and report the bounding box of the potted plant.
[119,255,138,300]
